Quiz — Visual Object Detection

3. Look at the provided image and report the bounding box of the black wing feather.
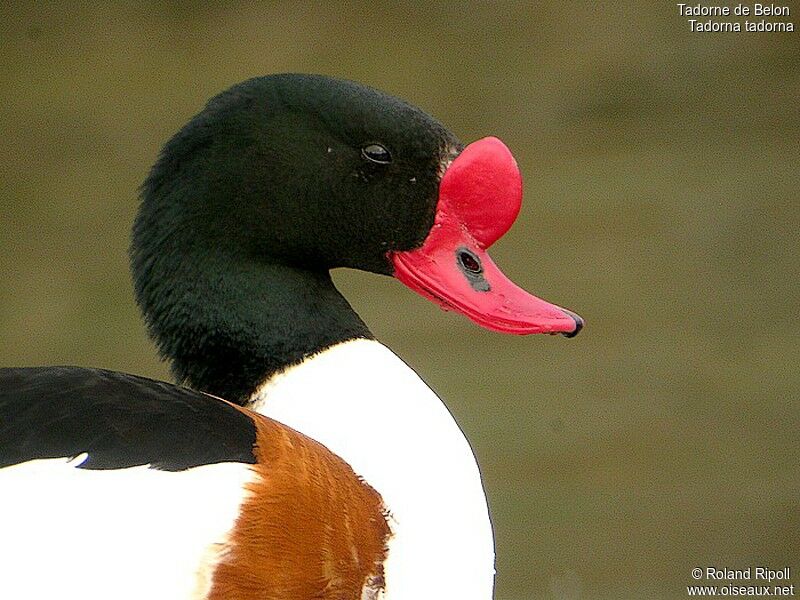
[0,367,257,471]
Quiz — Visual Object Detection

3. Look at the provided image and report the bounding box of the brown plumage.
[208,407,391,600]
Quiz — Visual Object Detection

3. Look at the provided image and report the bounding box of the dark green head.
[131,74,461,400]
[131,74,582,402]
[134,74,460,278]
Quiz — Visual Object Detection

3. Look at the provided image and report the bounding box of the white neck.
[249,338,495,600]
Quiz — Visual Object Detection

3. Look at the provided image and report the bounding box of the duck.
[0,73,582,600]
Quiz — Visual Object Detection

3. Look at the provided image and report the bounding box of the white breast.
[0,456,254,600]
[250,338,495,600]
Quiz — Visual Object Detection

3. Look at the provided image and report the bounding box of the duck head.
[135,74,581,339]
[133,74,583,399]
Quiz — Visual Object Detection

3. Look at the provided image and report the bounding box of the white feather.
[250,338,496,600]
[0,457,254,600]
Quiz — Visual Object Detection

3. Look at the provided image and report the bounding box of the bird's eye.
[361,143,392,164]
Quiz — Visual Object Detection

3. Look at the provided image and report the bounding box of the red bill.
[391,137,583,337]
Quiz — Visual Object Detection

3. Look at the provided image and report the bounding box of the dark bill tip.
[560,309,584,338]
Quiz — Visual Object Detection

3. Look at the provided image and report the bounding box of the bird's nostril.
[455,248,490,292]
[457,249,482,274]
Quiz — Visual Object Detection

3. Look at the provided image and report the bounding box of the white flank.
[250,338,495,600]
[0,456,254,600]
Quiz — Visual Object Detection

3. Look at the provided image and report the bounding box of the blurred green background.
[1,3,798,599]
